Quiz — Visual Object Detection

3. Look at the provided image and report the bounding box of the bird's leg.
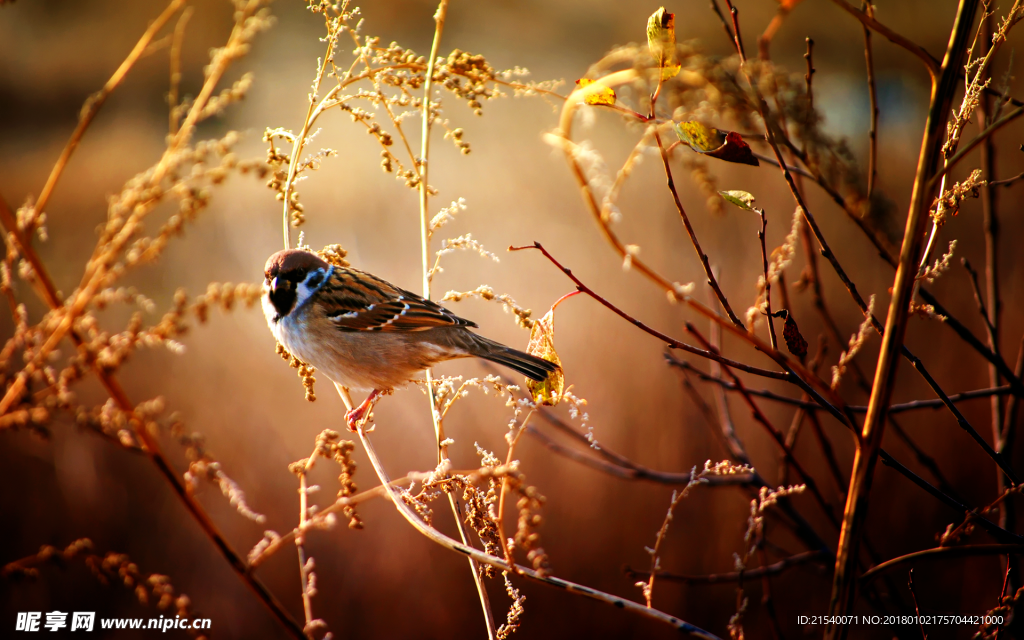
[344,389,385,431]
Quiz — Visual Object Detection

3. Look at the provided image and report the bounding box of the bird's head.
[263,249,332,322]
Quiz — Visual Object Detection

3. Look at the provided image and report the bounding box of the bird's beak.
[270,276,279,292]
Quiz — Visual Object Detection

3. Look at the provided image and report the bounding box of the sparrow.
[262,249,559,428]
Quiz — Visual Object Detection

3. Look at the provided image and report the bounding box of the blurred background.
[2,0,1024,638]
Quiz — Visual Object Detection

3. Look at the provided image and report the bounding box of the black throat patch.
[269,280,297,320]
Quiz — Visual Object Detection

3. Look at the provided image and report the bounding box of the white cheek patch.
[293,266,333,312]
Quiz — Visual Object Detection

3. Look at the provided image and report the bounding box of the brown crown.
[264,249,330,280]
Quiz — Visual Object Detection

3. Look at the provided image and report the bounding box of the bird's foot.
[345,389,386,432]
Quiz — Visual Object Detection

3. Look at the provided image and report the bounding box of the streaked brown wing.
[322,267,476,332]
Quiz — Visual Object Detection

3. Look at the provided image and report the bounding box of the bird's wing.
[321,267,477,332]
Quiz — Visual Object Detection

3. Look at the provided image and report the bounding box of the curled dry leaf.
[773,310,808,359]
[526,308,564,406]
[574,78,616,106]
[674,122,759,166]
[647,7,681,80]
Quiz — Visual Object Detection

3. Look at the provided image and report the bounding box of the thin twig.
[879,451,1021,544]
[414,3,496,634]
[861,545,1024,583]
[804,38,815,111]
[862,3,879,199]
[686,324,839,528]
[33,0,187,220]
[757,208,778,349]
[168,6,193,136]
[722,0,747,61]
[762,88,1019,486]
[626,550,827,585]
[669,356,1012,414]
[510,241,847,424]
[654,131,743,328]
[826,0,940,79]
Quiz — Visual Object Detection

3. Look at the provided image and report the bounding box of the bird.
[262,249,559,429]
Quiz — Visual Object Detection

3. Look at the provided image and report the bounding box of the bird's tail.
[473,336,560,382]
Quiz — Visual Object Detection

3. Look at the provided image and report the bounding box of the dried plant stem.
[0,21,307,636]
[2,0,269,420]
[930,104,1024,185]
[353,424,723,639]
[281,34,336,250]
[827,4,980,626]
[168,6,194,136]
[0,214,305,638]
[33,0,186,220]
[977,11,1013,554]
[412,3,495,636]
[1003,337,1024,461]
[790,201,962,497]
[250,482,399,567]
[296,464,317,632]
[497,411,535,569]
[672,347,832,557]
[653,131,742,328]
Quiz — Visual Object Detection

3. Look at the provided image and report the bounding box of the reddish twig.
[686,324,840,529]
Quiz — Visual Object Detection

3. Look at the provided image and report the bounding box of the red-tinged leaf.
[674,122,760,167]
[574,78,616,106]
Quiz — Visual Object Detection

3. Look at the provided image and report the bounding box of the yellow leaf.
[674,120,723,153]
[647,7,678,76]
[526,308,563,406]
[575,78,616,106]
